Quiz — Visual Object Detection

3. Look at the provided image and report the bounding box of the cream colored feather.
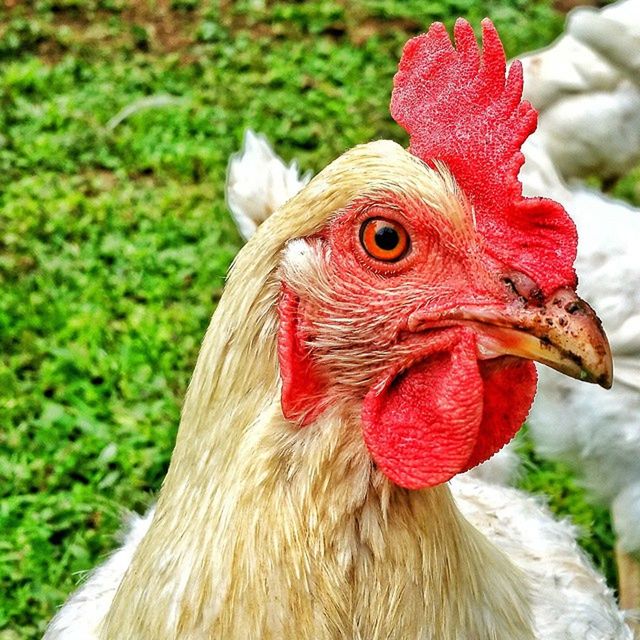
[101,141,532,639]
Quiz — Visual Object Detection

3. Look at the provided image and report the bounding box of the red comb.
[391,18,577,294]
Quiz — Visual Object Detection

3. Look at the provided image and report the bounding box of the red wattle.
[463,358,537,471]
[361,332,537,490]
[362,331,483,489]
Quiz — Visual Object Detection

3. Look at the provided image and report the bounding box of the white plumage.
[453,475,630,639]
[519,0,640,182]
[226,130,310,241]
[45,509,155,640]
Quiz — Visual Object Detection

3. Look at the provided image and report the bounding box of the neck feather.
[104,400,533,639]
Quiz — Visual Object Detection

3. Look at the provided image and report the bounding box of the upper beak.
[470,287,613,389]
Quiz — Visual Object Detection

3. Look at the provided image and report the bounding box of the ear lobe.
[277,283,328,426]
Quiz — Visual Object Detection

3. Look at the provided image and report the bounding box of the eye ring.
[359,217,410,262]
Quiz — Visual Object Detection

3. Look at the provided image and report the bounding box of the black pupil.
[375,225,399,251]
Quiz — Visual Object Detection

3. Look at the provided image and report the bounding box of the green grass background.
[2,1,638,637]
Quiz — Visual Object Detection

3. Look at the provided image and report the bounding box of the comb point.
[454,18,480,71]
[427,21,454,52]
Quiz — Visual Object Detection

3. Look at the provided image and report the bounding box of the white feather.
[453,475,632,639]
[226,130,310,241]
[44,509,155,639]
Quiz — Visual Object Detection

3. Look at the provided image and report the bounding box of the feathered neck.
[104,398,533,639]
[102,281,533,639]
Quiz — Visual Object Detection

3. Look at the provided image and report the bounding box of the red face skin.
[275,18,612,490]
[278,192,538,490]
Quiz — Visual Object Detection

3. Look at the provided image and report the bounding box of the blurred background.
[2,1,638,637]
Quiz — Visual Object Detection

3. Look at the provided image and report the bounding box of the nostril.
[564,300,583,315]
[501,277,518,295]
[502,271,543,304]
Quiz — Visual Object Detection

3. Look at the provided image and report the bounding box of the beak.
[471,288,613,389]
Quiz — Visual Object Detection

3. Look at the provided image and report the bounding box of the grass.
[1,1,636,636]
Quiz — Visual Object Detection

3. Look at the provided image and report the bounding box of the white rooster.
[519,0,640,182]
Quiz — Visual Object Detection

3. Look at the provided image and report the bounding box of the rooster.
[46,20,632,640]
[228,1,640,613]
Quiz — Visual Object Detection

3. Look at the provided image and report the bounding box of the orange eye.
[360,218,410,262]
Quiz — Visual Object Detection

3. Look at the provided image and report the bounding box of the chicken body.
[47,140,630,640]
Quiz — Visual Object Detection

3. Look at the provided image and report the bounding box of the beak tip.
[547,289,614,392]
[595,372,613,390]
[582,346,613,389]
[598,354,614,390]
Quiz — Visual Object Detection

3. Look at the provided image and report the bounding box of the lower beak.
[473,288,613,389]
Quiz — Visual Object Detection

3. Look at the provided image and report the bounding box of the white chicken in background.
[519,0,640,182]
[518,0,640,615]
[227,130,311,241]
[521,132,640,612]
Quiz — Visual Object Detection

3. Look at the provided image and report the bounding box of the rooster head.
[271,19,612,490]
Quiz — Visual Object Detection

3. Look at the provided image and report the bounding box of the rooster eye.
[360,218,410,262]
